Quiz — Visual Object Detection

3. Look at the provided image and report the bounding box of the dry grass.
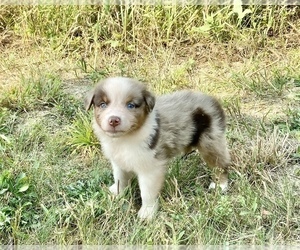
[0,5,299,245]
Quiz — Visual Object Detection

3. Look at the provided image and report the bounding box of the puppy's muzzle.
[109,116,121,127]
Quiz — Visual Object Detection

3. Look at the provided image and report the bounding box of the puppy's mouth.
[103,128,127,137]
[103,125,139,137]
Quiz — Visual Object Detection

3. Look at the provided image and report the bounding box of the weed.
[65,110,100,156]
[0,170,40,243]
[1,6,298,52]
[231,70,291,98]
[273,107,300,141]
[1,74,66,112]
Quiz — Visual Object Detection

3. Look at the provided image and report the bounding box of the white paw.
[209,181,228,192]
[109,184,120,195]
[138,204,158,220]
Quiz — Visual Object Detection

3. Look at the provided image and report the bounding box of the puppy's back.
[153,90,226,159]
[156,90,225,130]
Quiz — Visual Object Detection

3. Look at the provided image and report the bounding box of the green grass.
[0,5,300,245]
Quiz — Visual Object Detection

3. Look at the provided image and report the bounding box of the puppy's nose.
[108,116,121,127]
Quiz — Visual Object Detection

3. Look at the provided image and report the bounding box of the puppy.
[85,77,231,219]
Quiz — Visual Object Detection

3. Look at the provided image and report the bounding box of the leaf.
[177,230,185,240]
[252,200,258,212]
[0,134,11,144]
[199,24,211,32]
[192,25,211,34]
[0,188,8,195]
[17,173,27,183]
[18,184,29,193]
[105,40,120,48]
[240,9,252,20]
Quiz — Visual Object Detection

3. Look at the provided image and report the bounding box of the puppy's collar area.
[147,112,160,150]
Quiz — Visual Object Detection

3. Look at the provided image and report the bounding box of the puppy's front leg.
[109,162,133,195]
[137,168,166,219]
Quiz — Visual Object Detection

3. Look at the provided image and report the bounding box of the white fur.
[93,109,167,219]
[87,77,230,219]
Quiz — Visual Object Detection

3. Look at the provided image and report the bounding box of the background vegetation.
[0,5,299,245]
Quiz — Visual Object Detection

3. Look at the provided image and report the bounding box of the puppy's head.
[85,77,155,137]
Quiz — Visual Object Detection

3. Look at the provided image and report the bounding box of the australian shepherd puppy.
[85,77,231,219]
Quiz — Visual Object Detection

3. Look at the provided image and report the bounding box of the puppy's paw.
[109,184,120,195]
[138,204,158,220]
[209,181,228,192]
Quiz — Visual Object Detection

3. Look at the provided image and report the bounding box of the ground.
[0,5,299,245]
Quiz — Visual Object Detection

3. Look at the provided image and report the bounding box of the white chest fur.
[92,114,163,174]
[101,136,156,173]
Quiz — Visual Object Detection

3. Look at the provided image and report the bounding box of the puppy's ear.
[143,89,156,113]
[84,90,94,111]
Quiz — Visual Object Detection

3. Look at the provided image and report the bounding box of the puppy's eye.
[126,102,136,109]
[99,102,107,109]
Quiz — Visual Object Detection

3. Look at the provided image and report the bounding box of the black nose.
[108,116,121,127]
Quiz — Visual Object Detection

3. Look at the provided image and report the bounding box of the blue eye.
[127,102,135,109]
[100,102,107,108]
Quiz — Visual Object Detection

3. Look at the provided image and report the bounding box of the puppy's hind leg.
[198,134,231,192]
[109,161,133,195]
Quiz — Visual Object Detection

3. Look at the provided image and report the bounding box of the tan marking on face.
[92,77,154,137]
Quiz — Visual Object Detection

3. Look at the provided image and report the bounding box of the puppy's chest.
[102,139,154,172]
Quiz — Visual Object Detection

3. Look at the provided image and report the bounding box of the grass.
[0,5,300,246]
